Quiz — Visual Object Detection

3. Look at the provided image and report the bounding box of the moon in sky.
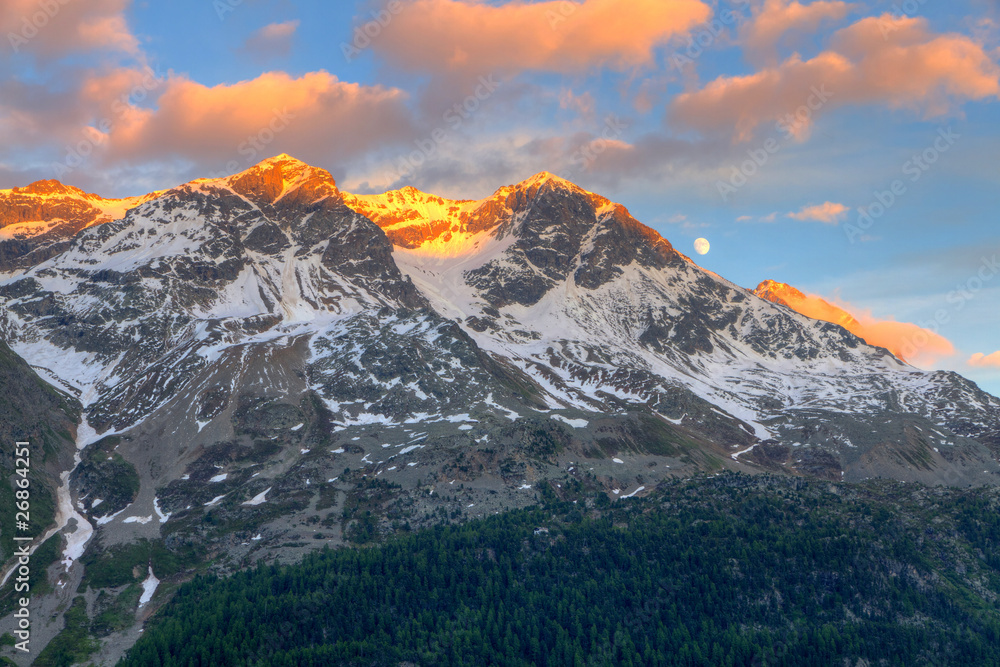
[694,238,711,255]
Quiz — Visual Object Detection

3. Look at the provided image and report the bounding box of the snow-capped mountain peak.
[0,179,162,240]
[753,279,866,329]
[0,178,164,272]
[207,153,340,208]
[0,155,996,492]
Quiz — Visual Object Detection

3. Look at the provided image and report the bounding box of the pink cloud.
[0,63,169,160]
[2,0,138,57]
[758,282,956,365]
[671,15,1000,141]
[742,0,856,63]
[969,352,1000,368]
[241,20,300,59]
[104,71,417,170]
[371,0,712,74]
[854,315,955,367]
[257,21,299,41]
[559,90,596,119]
[787,201,849,223]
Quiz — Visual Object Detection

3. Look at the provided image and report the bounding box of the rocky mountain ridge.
[0,180,161,274]
[1,153,998,664]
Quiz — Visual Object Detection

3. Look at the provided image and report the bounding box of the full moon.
[694,238,710,255]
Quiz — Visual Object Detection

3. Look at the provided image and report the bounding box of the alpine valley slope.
[0,155,999,661]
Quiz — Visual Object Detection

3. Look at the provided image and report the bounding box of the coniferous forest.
[119,474,1000,666]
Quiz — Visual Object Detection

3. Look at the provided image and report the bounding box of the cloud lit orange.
[672,15,1000,141]
[105,71,416,168]
[755,281,955,365]
[742,0,855,64]
[2,0,138,57]
[371,0,712,74]
[242,20,300,59]
[787,201,850,223]
[969,352,1000,368]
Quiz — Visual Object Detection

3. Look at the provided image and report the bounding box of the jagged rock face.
[0,180,104,273]
[0,180,102,229]
[382,172,1000,486]
[753,279,807,308]
[343,187,472,249]
[573,204,678,289]
[754,279,864,332]
[307,311,547,426]
[0,180,160,273]
[0,155,998,523]
[342,174,614,253]
[0,156,427,433]
[227,158,338,211]
[464,180,676,307]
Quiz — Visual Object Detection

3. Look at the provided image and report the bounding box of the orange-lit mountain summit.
[0,154,995,497]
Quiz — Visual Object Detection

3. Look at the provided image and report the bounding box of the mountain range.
[0,154,998,663]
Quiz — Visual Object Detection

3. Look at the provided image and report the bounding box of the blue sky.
[1,0,998,394]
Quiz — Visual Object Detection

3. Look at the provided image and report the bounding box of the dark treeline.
[120,475,1000,666]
